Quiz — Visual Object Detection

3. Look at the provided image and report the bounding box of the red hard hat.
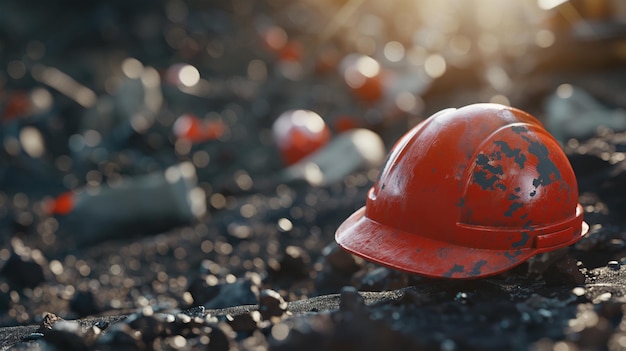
[335,103,589,279]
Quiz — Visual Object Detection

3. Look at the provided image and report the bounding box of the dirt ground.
[2,1,626,350]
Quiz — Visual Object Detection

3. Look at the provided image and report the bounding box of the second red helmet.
[335,103,589,279]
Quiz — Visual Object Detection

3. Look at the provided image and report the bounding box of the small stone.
[454,292,470,304]
[126,311,166,344]
[259,289,288,321]
[339,286,368,320]
[203,277,259,309]
[207,324,235,351]
[44,320,88,350]
[93,320,109,331]
[95,323,144,349]
[188,274,222,305]
[608,260,621,270]
[226,311,261,333]
[1,238,47,289]
[38,312,64,332]
[70,289,100,317]
[267,246,311,285]
[541,254,585,286]
[322,243,360,273]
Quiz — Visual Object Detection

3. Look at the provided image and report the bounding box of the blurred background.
[1,0,626,326]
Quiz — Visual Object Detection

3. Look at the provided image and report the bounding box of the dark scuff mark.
[496,183,506,191]
[524,137,562,188]
[443,264,464,278]
[530,189,536,197]
[476,154,503,176]
[507,193,520,201]
[511,232,530,248]
[473,154,503,190]
[469,260,488,276]
[504,202,524,217]
[511,126,527,134]
[522,220,533,229]
[515,187,521,192]
[474,170,498,190]
[494,140,526,169]
[504,250,523,260]
[381,183,386,190]
[437,248,450,259]
[455,197,465,207]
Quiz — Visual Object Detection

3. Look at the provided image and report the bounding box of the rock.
[542,254,586,286]
[125,308,166,344]
[226,311,261,333]
[258,289,288,321]
[203,277,259,309]
[187,274,222,306]
[321,242,360,274]
[95,323,145,350]
[69,290,100,317]
[267,246,311,285]
[1,238,47,289]
[607,261,621,270]
[339,286,367,319]
[38,312,64,332]
[207,323,236,351]
[42,320,88,350]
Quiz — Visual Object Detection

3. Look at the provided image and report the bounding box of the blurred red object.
[260,25,288,53]
[2,91,31,122]
[278,41,304,63]
[272,109,331,166]
[333,115,362,133]
[173,114,226,143]
[44,191,75,216]
[315,46,341,75]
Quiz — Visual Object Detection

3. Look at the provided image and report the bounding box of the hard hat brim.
[335,206,589,279]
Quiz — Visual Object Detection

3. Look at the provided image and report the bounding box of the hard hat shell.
[335,103,589,279]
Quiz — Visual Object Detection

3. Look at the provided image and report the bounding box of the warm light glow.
[341,54,381,89]
[424,54,446,78]
[538,0,568,10]
[383,41,405,63]
[30,88,52,111]
[356,56,380,78]
[19,127,45,158]
[178,65,200,87]
[556,84,574,99]
[32,65,97,108]
[535,29,556,48]
[395,92,417,113]
[263,26,288,51]
[121,58,144,79]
